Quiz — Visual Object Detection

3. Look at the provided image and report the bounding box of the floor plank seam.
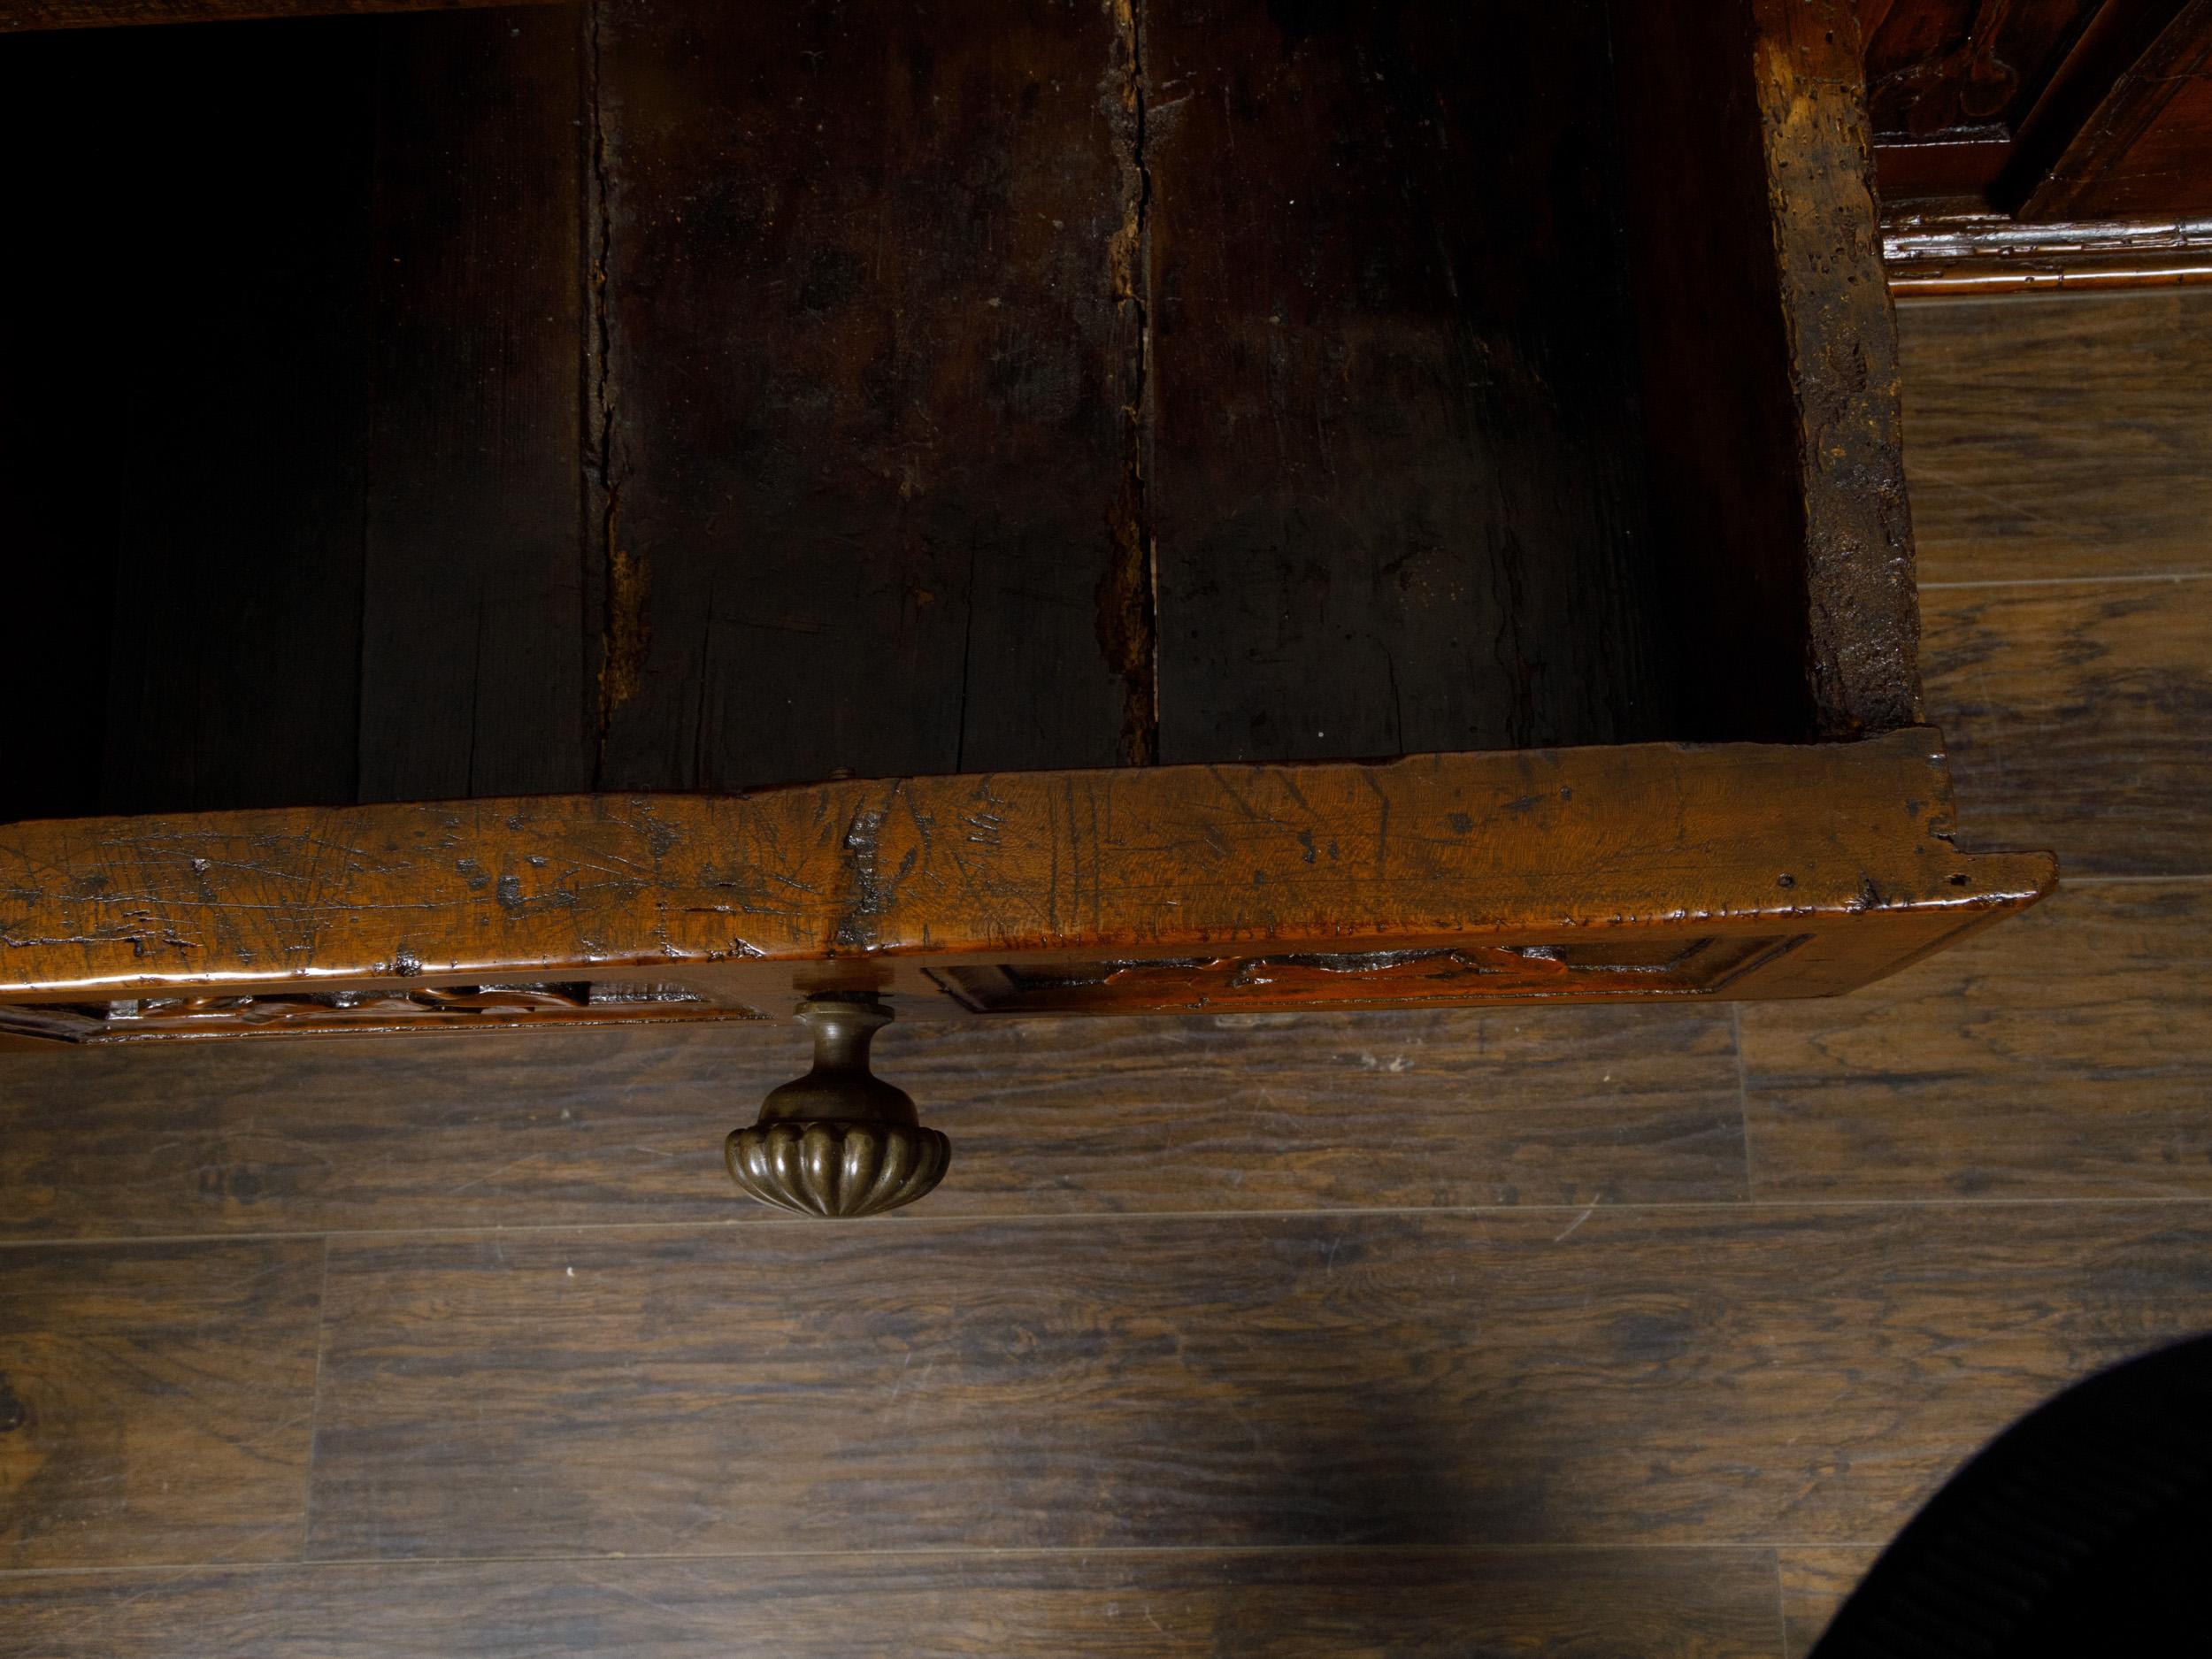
[6,1194,2212,1253]
[0,1540,1884,1579]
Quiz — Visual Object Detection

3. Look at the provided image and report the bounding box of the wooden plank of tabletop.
[301,1203,2212,1560]
[1740,878,2212,1199]
[0,1240,324,1570]
[1920,574,2212,877]
[0,1002,1747,1240]
[0,1548,1788,1657]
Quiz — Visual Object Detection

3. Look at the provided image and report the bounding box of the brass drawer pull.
[726,994,949,1219]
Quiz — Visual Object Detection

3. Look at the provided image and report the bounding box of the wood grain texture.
[1920,576,2212,875]
[2,0,559,27]
[1778,1548,1881,1659]
[0,1240,322,1570]
[1741,879,2212,1199]
[356,4,590,803]
[0,1548,1786,1658]
[1144,0,1677,762]
[302,1204,2212,1559]
[92,18,378,818]
[589,0,1128,793]
[2024,0,2212,219]
[1753,0,1924,738]
[0,1003,1747,1240]
[0,732,2055,1011]
[1898,289,2212,581]
[1614,0,1919,742]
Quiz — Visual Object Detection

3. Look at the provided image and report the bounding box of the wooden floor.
[4,288,2209,1655]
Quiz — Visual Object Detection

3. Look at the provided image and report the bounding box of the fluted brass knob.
[725,994,949,1217]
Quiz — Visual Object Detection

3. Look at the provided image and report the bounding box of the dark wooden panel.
[1617,0,1920,743]
[1899,290,2212,581]
[0,1002,1746,1240]
[1863,0,2105,143]
[2024,0,2212,219]
[590,0,1129,793]
[3,0,561,28]
[0,1240,322,1569]
[1145,0,1676,763]
[0,1548,1786,1658]
[303,1205,2212,1558]
[0,26,123,826]
[1921,576,2212,875]
[356,4,590,802]
[94,18,379,816]
[1741,879,2212,1199]
[1779,1548,1881,1658]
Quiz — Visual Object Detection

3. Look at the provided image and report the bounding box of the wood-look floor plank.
[0,1004,1745,1240]
[1740,879,2212,1200]
[1920,575,2212,876]
[1777,1547,1879,1659]
[0,1241,323,1570]
[1897,290,2212,585]
[0,1548,1786,1658]
[303,1204,2212,1560]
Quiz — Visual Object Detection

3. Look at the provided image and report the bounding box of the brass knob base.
[725,1119,951,1218]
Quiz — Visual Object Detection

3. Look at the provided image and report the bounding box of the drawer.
[0,0,2053,1212]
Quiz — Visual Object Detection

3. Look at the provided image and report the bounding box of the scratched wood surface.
[0,732,2053,1018]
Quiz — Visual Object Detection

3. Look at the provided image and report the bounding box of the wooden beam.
[0,731,2053,1033]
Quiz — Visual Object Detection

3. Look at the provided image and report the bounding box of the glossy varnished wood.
[0,1240,322,1569]
[300,1205,2212,1559]
[0,733,2052,1018]
[0,1548,1785,1658]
